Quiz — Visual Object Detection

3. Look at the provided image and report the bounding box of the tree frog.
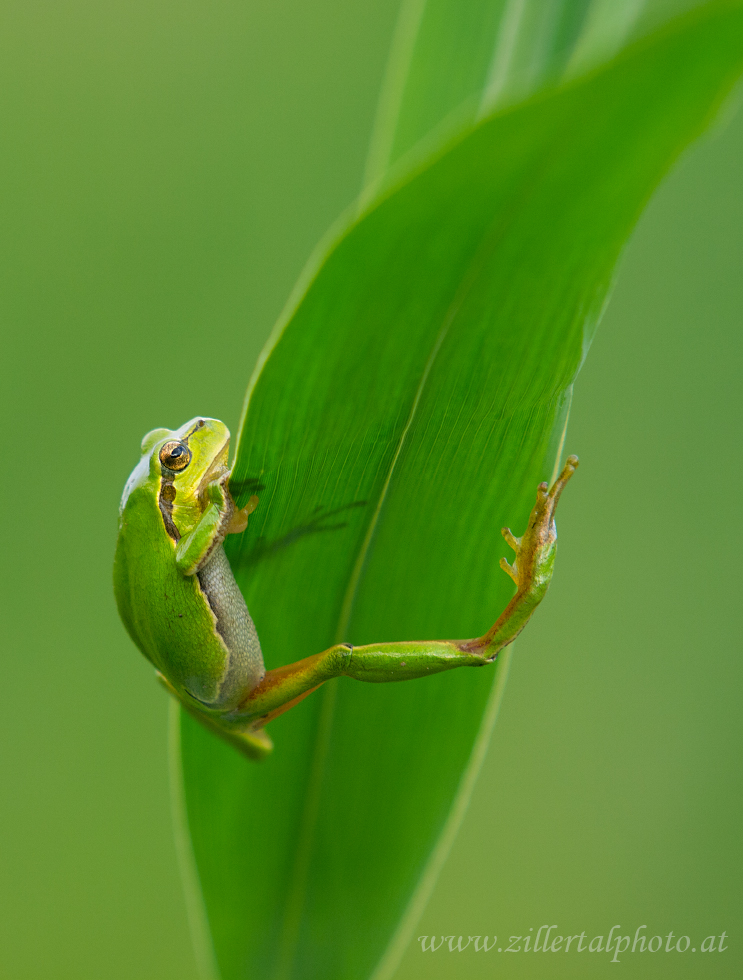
[114,417,578,760]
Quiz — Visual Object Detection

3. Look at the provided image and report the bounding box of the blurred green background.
[1,1,740,978]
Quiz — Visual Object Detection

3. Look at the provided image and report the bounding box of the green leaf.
[365,0,661,185]
[178,4,743,979]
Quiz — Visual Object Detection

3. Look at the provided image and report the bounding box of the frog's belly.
[193,545,264,709]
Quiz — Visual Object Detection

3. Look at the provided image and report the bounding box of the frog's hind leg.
[157,671,274,761]
[183,457,579,755]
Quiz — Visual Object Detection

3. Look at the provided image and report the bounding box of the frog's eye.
[159,441,192,471]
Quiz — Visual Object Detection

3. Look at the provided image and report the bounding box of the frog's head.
[119,418,232,534]
[142,418,231,498]
[145,418,229,518]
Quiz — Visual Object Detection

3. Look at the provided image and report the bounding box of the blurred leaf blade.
[369,0,635,182]
[367,0,710,184]
[180,4,743,980]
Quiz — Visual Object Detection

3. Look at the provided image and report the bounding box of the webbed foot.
[500,455,579,593]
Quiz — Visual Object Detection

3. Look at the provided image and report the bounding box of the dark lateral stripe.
[184,419,205,441]
[156,420,205,541]
[158,474,180,541]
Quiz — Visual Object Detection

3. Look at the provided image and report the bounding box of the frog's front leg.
[226,456,578,737]
[176,482,258,576]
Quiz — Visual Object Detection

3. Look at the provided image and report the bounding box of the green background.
[1,1,740,978]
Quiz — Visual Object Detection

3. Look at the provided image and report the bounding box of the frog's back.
[114,482,231,706]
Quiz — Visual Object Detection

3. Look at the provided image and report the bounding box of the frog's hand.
[230,457,579,729]
[225,494,259,536]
